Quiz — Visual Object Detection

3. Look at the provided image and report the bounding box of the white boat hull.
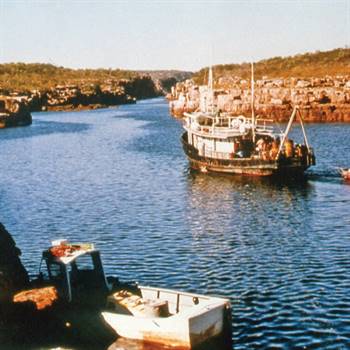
[102,286,231,349]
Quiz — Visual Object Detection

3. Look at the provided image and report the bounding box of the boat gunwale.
[138,285,229,303]
[181,131,312,175]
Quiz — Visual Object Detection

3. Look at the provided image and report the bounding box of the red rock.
[13,286,58,310]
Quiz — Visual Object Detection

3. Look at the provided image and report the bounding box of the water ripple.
[0,99,349,349]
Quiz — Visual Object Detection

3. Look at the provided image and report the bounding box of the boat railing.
[188,121,249,137]
[187,115,276,137]
[255,118,275,134]
[188,124,276,139]
[140,285,212,314]
[211,128,247,138]
[255,126,275,135]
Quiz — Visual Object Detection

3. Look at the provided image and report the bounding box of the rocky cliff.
[14,75,161,113]
[169,76,350,122]
[0,63,190,127]
[0,75,163,127]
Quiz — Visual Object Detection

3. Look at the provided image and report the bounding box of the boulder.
[0,223,29,303]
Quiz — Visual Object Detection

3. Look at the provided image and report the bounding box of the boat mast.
[297,109,310,151]
[251,62,255,143]
[208,66,214,114]
[275,106,298,159]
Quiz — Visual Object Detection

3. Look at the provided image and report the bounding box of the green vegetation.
[0,63,193,94]
[1,48,348,93]
[193,48,350,84]
[0,63,138,92]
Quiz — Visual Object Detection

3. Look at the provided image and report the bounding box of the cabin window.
[48,262,64,280]
[69,253,106,292]
[45,261,70,300]
[74,254,95,271]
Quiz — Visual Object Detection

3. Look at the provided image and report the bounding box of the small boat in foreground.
[22,240,231,349]
[102,286,231,349]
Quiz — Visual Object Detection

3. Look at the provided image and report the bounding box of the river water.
[1,98,350,349]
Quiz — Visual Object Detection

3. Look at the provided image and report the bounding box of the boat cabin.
[40,240,108,302]
[184,111,278,160]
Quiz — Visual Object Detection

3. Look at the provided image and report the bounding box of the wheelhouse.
[40,240,108,302]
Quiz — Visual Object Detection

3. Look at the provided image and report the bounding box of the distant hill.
[0,63,192,94]
[138,70,193,93]
[138,70,192,82]
[0,63,139,92]
[193,48,350,85]
[1,48,348,94]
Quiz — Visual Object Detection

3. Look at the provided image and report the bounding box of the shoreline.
[169,75,350,123]
[0,77,160,127]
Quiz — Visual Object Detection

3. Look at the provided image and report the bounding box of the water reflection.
[1,99,350,350]
[0,119,90,141]
[185,170,314,241]
[108,336,229,350]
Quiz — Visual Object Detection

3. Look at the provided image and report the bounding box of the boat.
[102,286,231,349]
[181,65,316,176]
[22,240,232,349]
[339,168,350,181]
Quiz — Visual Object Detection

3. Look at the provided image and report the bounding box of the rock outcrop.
[13,286,59,310]
[0,97,32,128]
[0,223,29,303]
[169,76,350,122]
[0,65,190,124]
[1,76,162,116]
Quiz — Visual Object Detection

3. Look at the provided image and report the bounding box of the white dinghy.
[102,286,231,349]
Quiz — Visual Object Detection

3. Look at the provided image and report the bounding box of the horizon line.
[0,46,348,72]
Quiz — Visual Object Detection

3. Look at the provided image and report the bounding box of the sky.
[0,0,349,71]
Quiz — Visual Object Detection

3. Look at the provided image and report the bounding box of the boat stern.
[188,300,232,349]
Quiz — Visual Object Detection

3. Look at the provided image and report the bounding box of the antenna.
[251,62,255,143]
[208,65,213,91]
[208,45,214,114]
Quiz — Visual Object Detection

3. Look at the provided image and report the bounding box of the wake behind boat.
[181,66,316,176]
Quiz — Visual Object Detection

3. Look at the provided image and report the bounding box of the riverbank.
[0,76,162,127]
[10,75,161,111]
[0,63,193,127]
[168,75,350,122]
[0,63,192,128]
